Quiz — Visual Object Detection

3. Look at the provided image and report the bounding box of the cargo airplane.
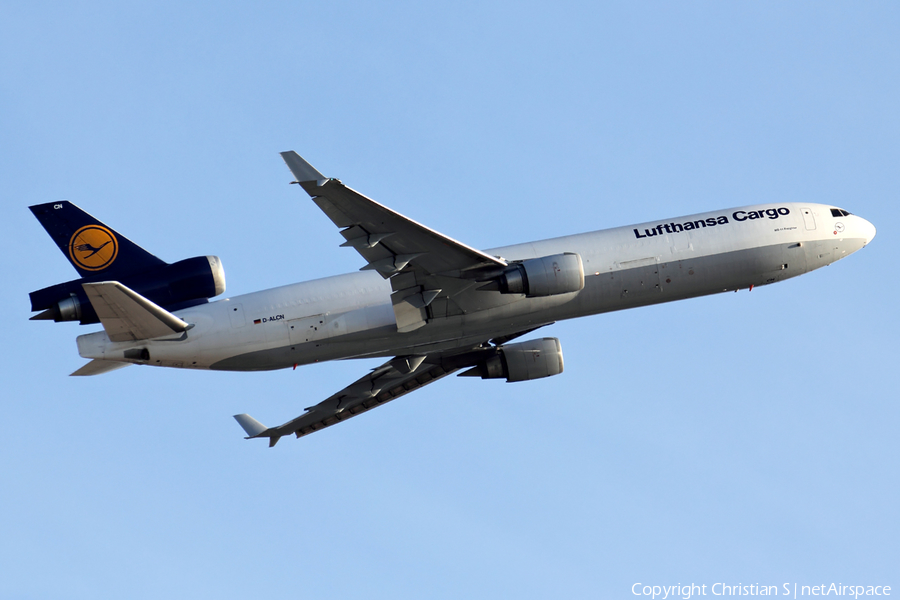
[28,152,876,446]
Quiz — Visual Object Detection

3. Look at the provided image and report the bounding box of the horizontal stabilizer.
[83,281,189,342]
[71,359,132,376]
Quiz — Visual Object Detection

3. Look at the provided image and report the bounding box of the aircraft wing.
[233,326,550,446]
[280,152,509,332]
[234,351,484,446]
[280,151,507,277]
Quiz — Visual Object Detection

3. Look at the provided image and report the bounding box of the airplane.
[28,152,877,446]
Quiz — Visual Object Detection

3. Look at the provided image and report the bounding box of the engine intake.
[461,337,564,382]
[496,253,584,297]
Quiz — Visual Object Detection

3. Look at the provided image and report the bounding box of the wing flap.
[82,281,189,342]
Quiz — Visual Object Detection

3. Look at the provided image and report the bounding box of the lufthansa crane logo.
[68,225,118,271]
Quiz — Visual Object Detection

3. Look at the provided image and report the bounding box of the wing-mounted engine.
[460,337,564,382]
[30,255,226,324]
[480,252,584,297]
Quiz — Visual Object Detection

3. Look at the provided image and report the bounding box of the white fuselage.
[76,202,875,371]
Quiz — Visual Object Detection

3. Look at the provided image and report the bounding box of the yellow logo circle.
[69,225,118,271]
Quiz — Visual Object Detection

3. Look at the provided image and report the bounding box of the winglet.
[233,414,268,437]
[280,151,326,185]
[233,414,284,447]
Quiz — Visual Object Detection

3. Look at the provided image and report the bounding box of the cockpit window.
[831,208,852,217]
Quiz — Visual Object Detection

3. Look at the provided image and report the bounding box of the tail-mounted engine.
[461,337,564,382]
[484,253,584,297]
[30,255,226,324]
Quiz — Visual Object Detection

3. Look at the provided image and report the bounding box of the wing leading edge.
[279,151,507,276]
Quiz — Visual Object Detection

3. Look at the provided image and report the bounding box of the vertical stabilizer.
[29,201,166,279]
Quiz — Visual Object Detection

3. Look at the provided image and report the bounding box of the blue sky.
[1,2,897,598]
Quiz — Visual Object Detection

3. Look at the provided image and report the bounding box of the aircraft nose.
[859,217,876,245]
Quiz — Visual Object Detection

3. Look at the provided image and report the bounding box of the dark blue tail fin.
[29,201,166,279]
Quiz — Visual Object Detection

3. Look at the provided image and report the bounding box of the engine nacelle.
[463,337,564,382]
[162,255,227,303]
[31,291,85,323]
[496,253,584,297]
[55,294,83,322]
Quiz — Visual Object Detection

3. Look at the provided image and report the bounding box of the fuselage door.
[801,207,816,230]
[229,303,245,328]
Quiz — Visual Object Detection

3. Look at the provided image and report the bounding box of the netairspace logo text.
[632,583,891,600]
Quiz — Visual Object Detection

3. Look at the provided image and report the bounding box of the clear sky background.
[1,2,897,599]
